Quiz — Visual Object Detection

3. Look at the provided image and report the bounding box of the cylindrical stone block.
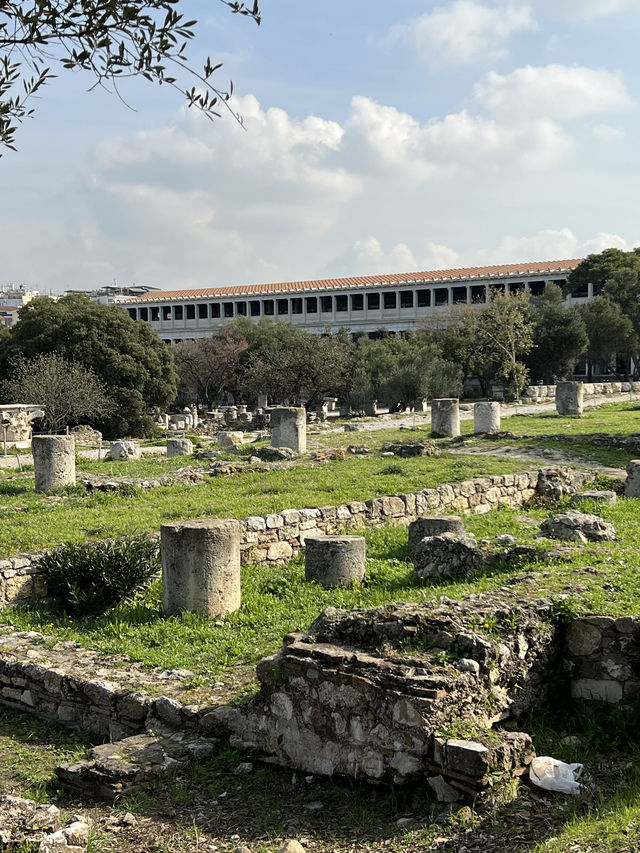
[109,440,141,461]
[556,381,584,417]
[408,515,465,555]
[305,535,366,587]
[161,519,241,617]
[32,435,76,492]
[473,401,501,434]
[431,398,460,437]
[625,460,640,498]
[270,407,307,453]
[167,437,194,458]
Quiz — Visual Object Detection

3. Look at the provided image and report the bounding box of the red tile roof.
[126,259,582,302]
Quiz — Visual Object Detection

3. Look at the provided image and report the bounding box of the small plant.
[37,535,160,615]
[378,463,404,476]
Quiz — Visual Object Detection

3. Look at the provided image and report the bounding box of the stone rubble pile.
[380,440,437,457]
[539,510,616,544]
[0,794,89,852]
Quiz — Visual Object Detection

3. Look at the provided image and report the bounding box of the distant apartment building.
[119,259,584,344]
[0,285,41,327]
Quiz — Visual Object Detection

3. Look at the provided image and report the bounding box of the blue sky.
[2,0,639,293]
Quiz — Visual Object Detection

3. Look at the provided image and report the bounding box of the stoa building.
[120,259,586,343]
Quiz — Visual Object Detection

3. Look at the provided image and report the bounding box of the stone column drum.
[161,519,241,617]
[305,535,366,587]
[556,381,584,417]
[431,398,460,438]
[625,460,640,498]
[32,435,76,493]
[167,437,193,457]
[408,515,466,554]
[270,407,307,453]
[473,401,501,434]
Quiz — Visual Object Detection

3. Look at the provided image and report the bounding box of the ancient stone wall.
[523,380,640,402]
[564,615,640,704]
[0,629,213,740]
[0,466,592,609]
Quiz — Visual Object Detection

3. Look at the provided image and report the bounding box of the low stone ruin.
[57,732,218,801]
[166,437,193,457]
[413,532,490,579]
[380,439,437,457]
[216,431,244,449]
[209,592,554,794]
[539,510,616,544]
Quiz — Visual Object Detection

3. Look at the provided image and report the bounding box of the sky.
[2,0,640,294]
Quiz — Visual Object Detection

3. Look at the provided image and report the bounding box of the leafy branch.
[0,0,261,152]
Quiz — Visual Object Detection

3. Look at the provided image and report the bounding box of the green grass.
[6,497,640,681]
[0,453,528,557]
[0,706,93,801]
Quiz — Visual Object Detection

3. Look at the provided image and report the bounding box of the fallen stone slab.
[539,510,616,544]
[56,732,218,800]
[570,490,617,507]
[254,446,298,462]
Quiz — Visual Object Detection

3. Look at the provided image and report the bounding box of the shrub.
[37,535,160,614]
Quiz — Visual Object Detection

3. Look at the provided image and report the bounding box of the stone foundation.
[207,593,556,785]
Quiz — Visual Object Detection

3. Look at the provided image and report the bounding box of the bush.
[37,535,160,614]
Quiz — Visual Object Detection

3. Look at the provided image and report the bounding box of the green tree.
[476,291,534,399]
[0,295,177,437]
[1,353,113,432]
[349,334,462,412]
[566,248,640,295]
[173,326,248,408]
[527,283,588,383]
[580,296,636,378]
[232,319,353,408]
[0,0,260,152]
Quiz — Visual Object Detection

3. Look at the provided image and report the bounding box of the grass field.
[2,401,640,852]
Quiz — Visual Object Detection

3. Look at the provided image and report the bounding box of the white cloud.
[472,228,632,264]
[338,237,418,275]
[534,0,640,19]
[474,65,633,119]
[396,1,536,65]
[327,238,462,278]
[592,123,625,142]
[580,232,631,253]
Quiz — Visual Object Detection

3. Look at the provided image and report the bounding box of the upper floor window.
[383,292,396,310]
[400,290,413,309]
